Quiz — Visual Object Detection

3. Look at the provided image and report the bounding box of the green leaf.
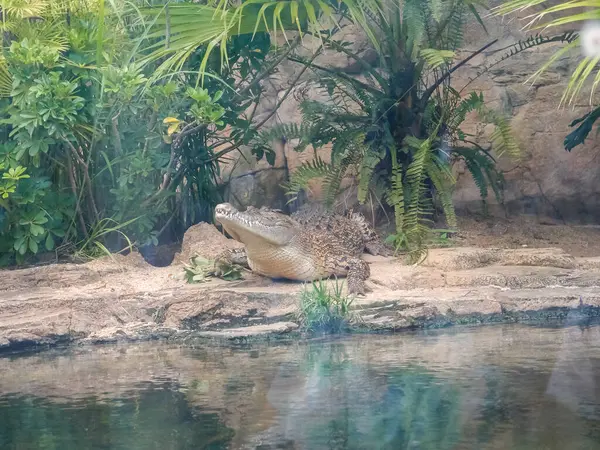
[29,238,38,254]
[45,233,55,251]
[13,237,25,252]
[51,228,66,237]
[29,223,45,236]
[34,211,48,224]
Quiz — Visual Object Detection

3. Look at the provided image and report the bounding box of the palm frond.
[12,20,70,53]
[491,0,600,31]
[139,0,389,81]
[560,55,600,107]
[3,0,48,19]
[0,57,13,98]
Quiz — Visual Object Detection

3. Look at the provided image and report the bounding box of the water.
[1,322,600,450]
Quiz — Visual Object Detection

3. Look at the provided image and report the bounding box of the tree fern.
[243,0,526,260]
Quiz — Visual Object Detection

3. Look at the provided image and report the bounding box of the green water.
[1,322,600,450]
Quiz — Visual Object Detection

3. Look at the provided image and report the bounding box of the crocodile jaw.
[214,203,297,246]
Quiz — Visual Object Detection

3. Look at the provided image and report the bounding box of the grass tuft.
[295,278,360,333]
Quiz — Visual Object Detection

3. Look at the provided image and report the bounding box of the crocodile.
[213,203,392,295]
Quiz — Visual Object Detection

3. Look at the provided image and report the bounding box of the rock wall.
[219,4,600,224]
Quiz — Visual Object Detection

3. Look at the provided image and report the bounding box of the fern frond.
[357,150,383,204]
[284,156,336,203]
[485,113,520,161]
[386,150,406,231]
[429,153,457,227]
[403,137,434,234]
[421,48,456,70]
[449,91,484,130]
[452,146,506,209]
[465,156,489,202]
[401,0,428,61]
[446,2,465,51]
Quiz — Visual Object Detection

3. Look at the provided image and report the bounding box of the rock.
[421,247,576,271]
[224,167,290,212]
[174,222,244,264]
[214,12,600,225]
[2,222,600,353]
[193,322,299,339]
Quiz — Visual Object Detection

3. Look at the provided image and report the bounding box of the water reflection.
[0,322,599,450]
[0,388,234,450]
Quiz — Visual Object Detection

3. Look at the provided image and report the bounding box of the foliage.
[295,279,359,333]
[251,1,522,261]
[138,0,386,81]
[0,1,277,266]
[492,1,596,102]
[564,106,600,152]
[492,1,600,151]
[183,255,244,283]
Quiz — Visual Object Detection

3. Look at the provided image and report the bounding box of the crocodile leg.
[365,240,394,257]
[214,247,249,276]
[345,257,370,296]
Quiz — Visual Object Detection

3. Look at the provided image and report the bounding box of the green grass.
[295,278,360,334]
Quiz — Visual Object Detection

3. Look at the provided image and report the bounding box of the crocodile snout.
[215,203,238,220]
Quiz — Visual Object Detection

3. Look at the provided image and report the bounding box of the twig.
[237,36,302,98]
[202,45,325,163]
[142,111,158,156]
[111,112,123,155]
[461,139,497,163]
[420,39,499,109]
[63,138,100,223]
[66,155,89,238]
[156,206,177,239]
[158,123,208,193]
[286,56,381,95]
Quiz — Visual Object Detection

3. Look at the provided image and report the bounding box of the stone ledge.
[3,243,600,353]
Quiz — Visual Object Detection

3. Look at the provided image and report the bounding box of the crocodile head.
[214,203,298,246]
